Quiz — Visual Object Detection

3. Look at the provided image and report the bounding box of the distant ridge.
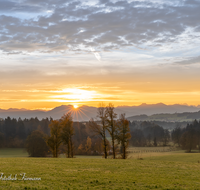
[127,111,200,122]
[0,103,200,121]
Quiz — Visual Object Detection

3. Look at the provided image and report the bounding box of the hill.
[0,103,200,121]
[127,110,200,122]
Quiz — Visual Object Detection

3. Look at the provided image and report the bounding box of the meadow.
[0,148,200,189]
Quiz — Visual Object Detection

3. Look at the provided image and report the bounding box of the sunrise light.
[51,88,97,102]
[0,0,199,110]
[73,105,79,109]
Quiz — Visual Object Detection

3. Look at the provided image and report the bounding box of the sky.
[0,0,200,110]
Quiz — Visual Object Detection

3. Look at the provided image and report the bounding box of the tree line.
[37,103,132,159]
[171,120,200,152]
[0,103,132,159]
[129,121,170,147]
[1,104,199,157]
[0,117,51,148]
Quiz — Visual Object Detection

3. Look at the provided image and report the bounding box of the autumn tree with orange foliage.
[60,112,74,158]
[46,120,62,157]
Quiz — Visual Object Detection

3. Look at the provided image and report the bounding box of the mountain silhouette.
[0,103,199,121]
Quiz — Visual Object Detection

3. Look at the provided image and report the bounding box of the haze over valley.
[1,103,200,121]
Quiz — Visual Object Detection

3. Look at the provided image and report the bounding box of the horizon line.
[1,103,200,111]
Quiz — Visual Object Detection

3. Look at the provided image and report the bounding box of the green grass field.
[0,148,200,189]
[0,148,28,158]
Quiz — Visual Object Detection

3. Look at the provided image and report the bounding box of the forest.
[0,104,200,158]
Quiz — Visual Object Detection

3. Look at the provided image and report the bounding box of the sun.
[73,105,79,109]
[51,88,97,103]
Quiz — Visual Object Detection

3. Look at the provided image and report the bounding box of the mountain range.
[0,103,200,121]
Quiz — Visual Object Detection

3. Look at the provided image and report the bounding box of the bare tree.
[116,114,131,159]
[89,103,109,158]
[106,103,117,159]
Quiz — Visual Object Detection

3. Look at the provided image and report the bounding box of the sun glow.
[73,105,79,109]
[51,88,98,102]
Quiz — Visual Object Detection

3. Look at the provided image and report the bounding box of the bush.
[26,130,49,157]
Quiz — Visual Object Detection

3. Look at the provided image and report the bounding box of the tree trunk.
[104,138,107,159]
[112,136,115,159]
[55,144,57,158]
[70,137,73,158]
[123,143,126,159]
[67,140,70,158]
[103,128,107,159]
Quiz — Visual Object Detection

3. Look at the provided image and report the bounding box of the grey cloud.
[175,56,200,65]
[0,0,74,13]
[0,0,200,53]
[0,0,18,11]
[0,0,45,13]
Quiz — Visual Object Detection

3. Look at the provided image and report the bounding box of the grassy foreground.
[0,148,28,157]
[0,151,200,189]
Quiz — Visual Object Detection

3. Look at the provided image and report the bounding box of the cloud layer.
[0,0,200,54]
[1,0,200,109]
